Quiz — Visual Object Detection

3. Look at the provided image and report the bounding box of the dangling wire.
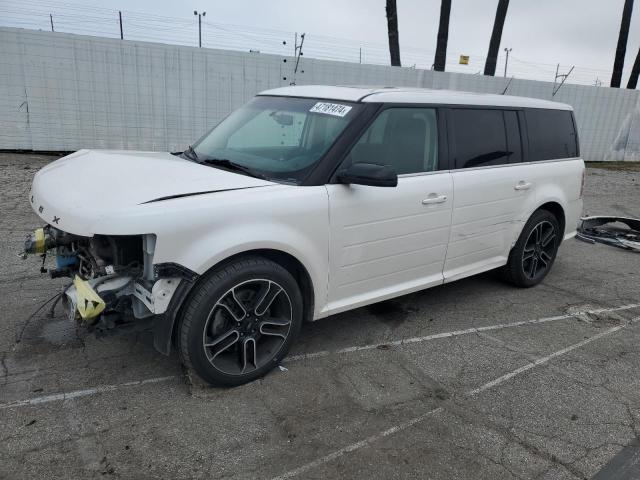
[14,291,62,344]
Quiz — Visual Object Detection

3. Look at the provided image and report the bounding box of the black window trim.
[444,105,526,171]
[504,109,525,165]
[518,110,530,163]
[523,107,579,163]
[324,103,450,184]
[302,101,382,186]
[299,99,579,184]
[570,110,581,158]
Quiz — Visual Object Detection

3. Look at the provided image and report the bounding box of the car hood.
[30,149,276,235]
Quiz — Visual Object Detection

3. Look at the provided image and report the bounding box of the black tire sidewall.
[180,257,303,387]
[508,210,561,287]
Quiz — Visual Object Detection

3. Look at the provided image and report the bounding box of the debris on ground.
[576,216,640,252]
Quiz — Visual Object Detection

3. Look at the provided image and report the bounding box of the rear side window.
[526,109,577,161]
[450,109,520,169]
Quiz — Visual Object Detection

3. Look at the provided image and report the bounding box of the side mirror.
[337,163,398,187]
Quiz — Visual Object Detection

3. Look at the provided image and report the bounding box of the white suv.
[25,86,584,386]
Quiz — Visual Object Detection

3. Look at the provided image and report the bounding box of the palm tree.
[484,0,510,76]
[611,0,635,87]
[434,0,452,71]
[627,48,640,89]
[386,0,401,66]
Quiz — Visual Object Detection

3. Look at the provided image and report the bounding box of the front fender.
[146,185,330,318]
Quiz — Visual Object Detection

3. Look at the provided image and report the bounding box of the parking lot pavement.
[1,153,640,480]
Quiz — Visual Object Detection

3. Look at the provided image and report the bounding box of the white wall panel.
[1,27,639,160]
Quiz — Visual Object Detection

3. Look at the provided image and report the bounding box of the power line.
[0,1,627,86]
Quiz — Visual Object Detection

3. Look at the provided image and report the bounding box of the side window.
[451,109,513,169]
[526,109,578,161]
[344,108,438,175]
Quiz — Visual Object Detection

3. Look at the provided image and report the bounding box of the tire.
[179,256,303,387]
[503,209,561,288]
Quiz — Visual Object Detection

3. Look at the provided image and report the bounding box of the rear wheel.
[503,209,561,287]
[179,256,303,386]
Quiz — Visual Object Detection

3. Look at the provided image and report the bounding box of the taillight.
[579,168,586,199]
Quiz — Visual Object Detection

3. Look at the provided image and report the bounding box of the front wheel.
[503,209,561,287]
[179,256,303,386]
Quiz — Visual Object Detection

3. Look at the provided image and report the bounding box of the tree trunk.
[484,0,510,76]
[612,0,635,87]
[433,0,452,71]
[386,0,401,67]
[627,47,640,89]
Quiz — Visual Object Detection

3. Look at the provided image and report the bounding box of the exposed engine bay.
[21,225,181,328]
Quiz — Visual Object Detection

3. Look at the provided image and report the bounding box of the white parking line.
[272,407,445,480]
[466,324,625,395]
[0,376,177,410]
[271,321,635,479]
[1,303,638,411]
[285,303,640,362]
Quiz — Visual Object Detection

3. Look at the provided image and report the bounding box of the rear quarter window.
[450,109,521,169]
[526,109,578,161]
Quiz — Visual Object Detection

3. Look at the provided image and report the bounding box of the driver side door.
[324,107,453,316]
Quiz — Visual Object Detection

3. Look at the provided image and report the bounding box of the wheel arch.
[535,201,566,239]
[508,200,567,256]
[208,249,315,324]
[158,248,316,356]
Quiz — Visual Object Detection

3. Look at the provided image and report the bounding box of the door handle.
[422,194,448,205]
[514,181,532,191]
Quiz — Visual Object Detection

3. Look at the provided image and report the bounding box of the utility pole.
[628,48,640,89]
[611,0,634,87]
[552,64,574,96]
[359,47,362,64]
[49,14,54,32]
[385,0,401,66]
[291,33,305,85]
[433,0,452,72]
[503,47,512,77]
[119,11,123,39]
[193,10,206,48]
[484,0,510,76]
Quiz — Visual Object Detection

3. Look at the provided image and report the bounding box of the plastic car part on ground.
[576,216,640,252]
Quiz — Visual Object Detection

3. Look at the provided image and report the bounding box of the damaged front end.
[21,225,184,333]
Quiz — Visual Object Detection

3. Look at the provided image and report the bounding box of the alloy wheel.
[522,220,556,280]
[202,279,292,375]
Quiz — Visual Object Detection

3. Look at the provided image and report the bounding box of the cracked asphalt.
[1,153,640,480]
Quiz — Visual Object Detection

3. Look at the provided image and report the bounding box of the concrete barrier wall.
[1,27,639,160]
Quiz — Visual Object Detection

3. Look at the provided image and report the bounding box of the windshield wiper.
[181,145,199,162]
[201,158,268,180]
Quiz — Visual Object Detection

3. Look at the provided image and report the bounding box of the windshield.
[192,96,359,183]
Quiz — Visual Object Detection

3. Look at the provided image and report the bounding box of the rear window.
[526,109,578,161]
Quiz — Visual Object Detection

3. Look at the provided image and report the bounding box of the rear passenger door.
[325,107,453,314]
[444,108,533,281]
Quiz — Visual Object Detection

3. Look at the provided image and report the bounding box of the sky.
[3,0,640,86]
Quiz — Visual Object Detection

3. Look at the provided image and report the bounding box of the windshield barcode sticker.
[309,102,352,117]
